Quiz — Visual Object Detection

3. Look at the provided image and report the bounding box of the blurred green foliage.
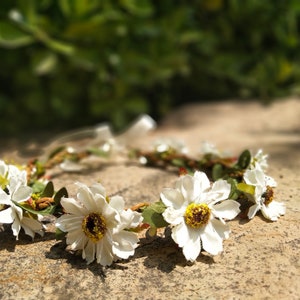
[1,0,300,136]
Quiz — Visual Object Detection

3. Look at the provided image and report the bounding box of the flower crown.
[0,115,285,266]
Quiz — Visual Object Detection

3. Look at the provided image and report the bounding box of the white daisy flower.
[200,141,221,157]
[250,149,268,171]
[56,182,143,266]
[0,160,28,192]
[160,171,240,262]
[200,141,231,158]
[153,137,188,154]
[56,115,156,172]
[7,165,28,191]
[0,182,44,239]
[243,167,285,221]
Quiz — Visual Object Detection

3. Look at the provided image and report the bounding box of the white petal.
[201,222,223,255]
[252,149,268,171]
[211,218,230,239]
[254,185,264,203]
[56,215,83,232]
[179,174,200,201]
[77,185,99,212]
[261,201,285,221]
[182,229,201,261]
[0,189,10,205]
[264,175,277,188]
[68,229,87,250]
[97,234,114,266]
[194,171,210,192]
[117,209,142,231]
[162,207,184,225]
[90,182,106,198]
[109,195,125,212]
[82,239,96,264]
[8,167,27,189]
[66,227,84,246]
[22,216,43,231]
[126,210,143,228]
[11,218,21,239]
[244,168,264,186]
[208,180,231,203]
[12,203,23,220]
[270,201,286,215]
[160,188,185,210]
[60,197,87,216]
[112,231,139,259]
[171,222,190,247]
[0,207,14,223]
[101,199,118,226]
[247,203,260,219]
[21,217,44,239]
[212,200,240,220]
[13,185,32,202]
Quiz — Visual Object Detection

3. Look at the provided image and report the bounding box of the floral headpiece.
[0,115,285,266]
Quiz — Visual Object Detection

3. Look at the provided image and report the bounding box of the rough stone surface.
[0,98,299,299]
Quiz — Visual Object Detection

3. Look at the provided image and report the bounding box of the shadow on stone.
[133,228,215,273]
[0,225,56,252]
[46,240,107,281]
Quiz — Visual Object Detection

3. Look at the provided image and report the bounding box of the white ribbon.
[43,115,156,171]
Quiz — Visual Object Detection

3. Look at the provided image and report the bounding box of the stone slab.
[0,98,299,299]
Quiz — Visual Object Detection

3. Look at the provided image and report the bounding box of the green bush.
[1,0,300,136]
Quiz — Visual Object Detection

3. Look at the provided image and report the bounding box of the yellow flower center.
[184,203,211,229]
[82,212,107,243]
[263,185,274,205]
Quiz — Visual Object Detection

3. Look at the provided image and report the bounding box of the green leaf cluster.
[1,1,300,135]
[212,150,251,181]
[142,201,168,234]
[14,181,68,216]
[210,150,253,199]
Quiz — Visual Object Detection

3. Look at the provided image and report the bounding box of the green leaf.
[54,187,68,205]
[142,202,168,228]
[237,149,251,169]
[227,178,240,200]
[0,21,34,48]
[142,210,169,228]
[31,180,46,194]
[237,183,255,195]
[33,160,46,178]
[171,158,185,167]
[212,163,224,180]
[147,201,166,213]
[42,181,54,197]
[13,200,56,216]
[56,227,67,240]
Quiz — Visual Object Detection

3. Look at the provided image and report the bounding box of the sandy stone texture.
[0,98,299,299]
